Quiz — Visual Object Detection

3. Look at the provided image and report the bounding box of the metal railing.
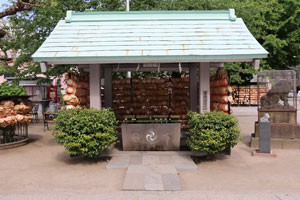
[0,122,28,148]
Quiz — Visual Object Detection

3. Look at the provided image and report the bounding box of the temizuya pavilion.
[32,9,268,113]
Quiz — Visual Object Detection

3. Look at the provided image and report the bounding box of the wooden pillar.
[199,62,210,113]
[104,66,113,108]
[189,64,197,112]
[89,64,102,109]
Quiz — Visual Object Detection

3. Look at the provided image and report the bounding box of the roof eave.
[32,54,268,65]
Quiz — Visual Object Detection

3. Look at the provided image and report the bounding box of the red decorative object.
[48,85,58,102]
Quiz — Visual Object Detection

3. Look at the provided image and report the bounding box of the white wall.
[89,64,102,109]
[199,62,210,113]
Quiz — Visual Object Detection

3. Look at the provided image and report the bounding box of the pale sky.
[0,0,9,10]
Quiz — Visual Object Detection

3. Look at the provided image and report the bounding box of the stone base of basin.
[251,137,300,149]
[121,123,181,151]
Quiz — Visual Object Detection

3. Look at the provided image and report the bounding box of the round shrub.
[54,108,118,158]
[186,111,240,155]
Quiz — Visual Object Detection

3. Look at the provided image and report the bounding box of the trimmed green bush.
[54,108,118,158]
[0,82,26,96]
[186,111,240,155]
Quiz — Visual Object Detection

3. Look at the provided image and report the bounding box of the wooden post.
[104,65,113,108]
[199,62,210,113]
[189,64,197,112]
[89,64,102,109]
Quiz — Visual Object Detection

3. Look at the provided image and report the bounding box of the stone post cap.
[260,113,270,123]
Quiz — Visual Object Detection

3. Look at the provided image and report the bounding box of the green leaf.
[187,111,240,155]
[53,108,118,158]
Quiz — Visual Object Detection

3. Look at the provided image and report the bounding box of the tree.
[224,63,257,85]
[3,0,88,81]
[227,0,300,70]
[93,0,125,11]
[0,0,42,64]
[0,0,40,19]
[130,0,227,11]
[0,0,126,82]
[268,0,300,69]
[1,0,299,84]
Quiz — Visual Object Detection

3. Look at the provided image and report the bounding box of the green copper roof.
[32,9,268,64]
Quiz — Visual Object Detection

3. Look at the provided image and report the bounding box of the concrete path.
[106,151,197,191]
[1,191,300,200]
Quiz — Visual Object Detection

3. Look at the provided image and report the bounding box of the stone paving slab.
[172,155,198,170]
[122,173,145,191]
[159,155,173,164]
[107,152,196,191]
[129,155,143,165]
[106,151,198,170]
[142,155,160,165]
[123,164,179,191]
[106,155,130,169]
[162,173,182,191]
[144,172,164,191]
[126,165,150,174]
[150,164,177,174]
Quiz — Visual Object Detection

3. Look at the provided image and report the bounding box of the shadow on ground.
[55,151,111,165]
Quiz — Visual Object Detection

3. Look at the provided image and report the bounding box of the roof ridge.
[65,9,237,23]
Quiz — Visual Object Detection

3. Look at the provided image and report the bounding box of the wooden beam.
[47,59,254,65]
[112,63,191,71]
[189,64,197,112]
[104,65,113,108]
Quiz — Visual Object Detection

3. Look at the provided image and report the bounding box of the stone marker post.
[259,113,271,153]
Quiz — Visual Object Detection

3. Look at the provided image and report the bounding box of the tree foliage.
[1,1,88,81]
[131,0,300,84]
[0,0,126,81]
[0,0,299,84]
[0,0,40,19]
[0,0,41,65]
[228,0,300,70]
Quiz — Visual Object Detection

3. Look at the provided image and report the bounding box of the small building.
[33,9,267,110]
[32,9,268,150]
